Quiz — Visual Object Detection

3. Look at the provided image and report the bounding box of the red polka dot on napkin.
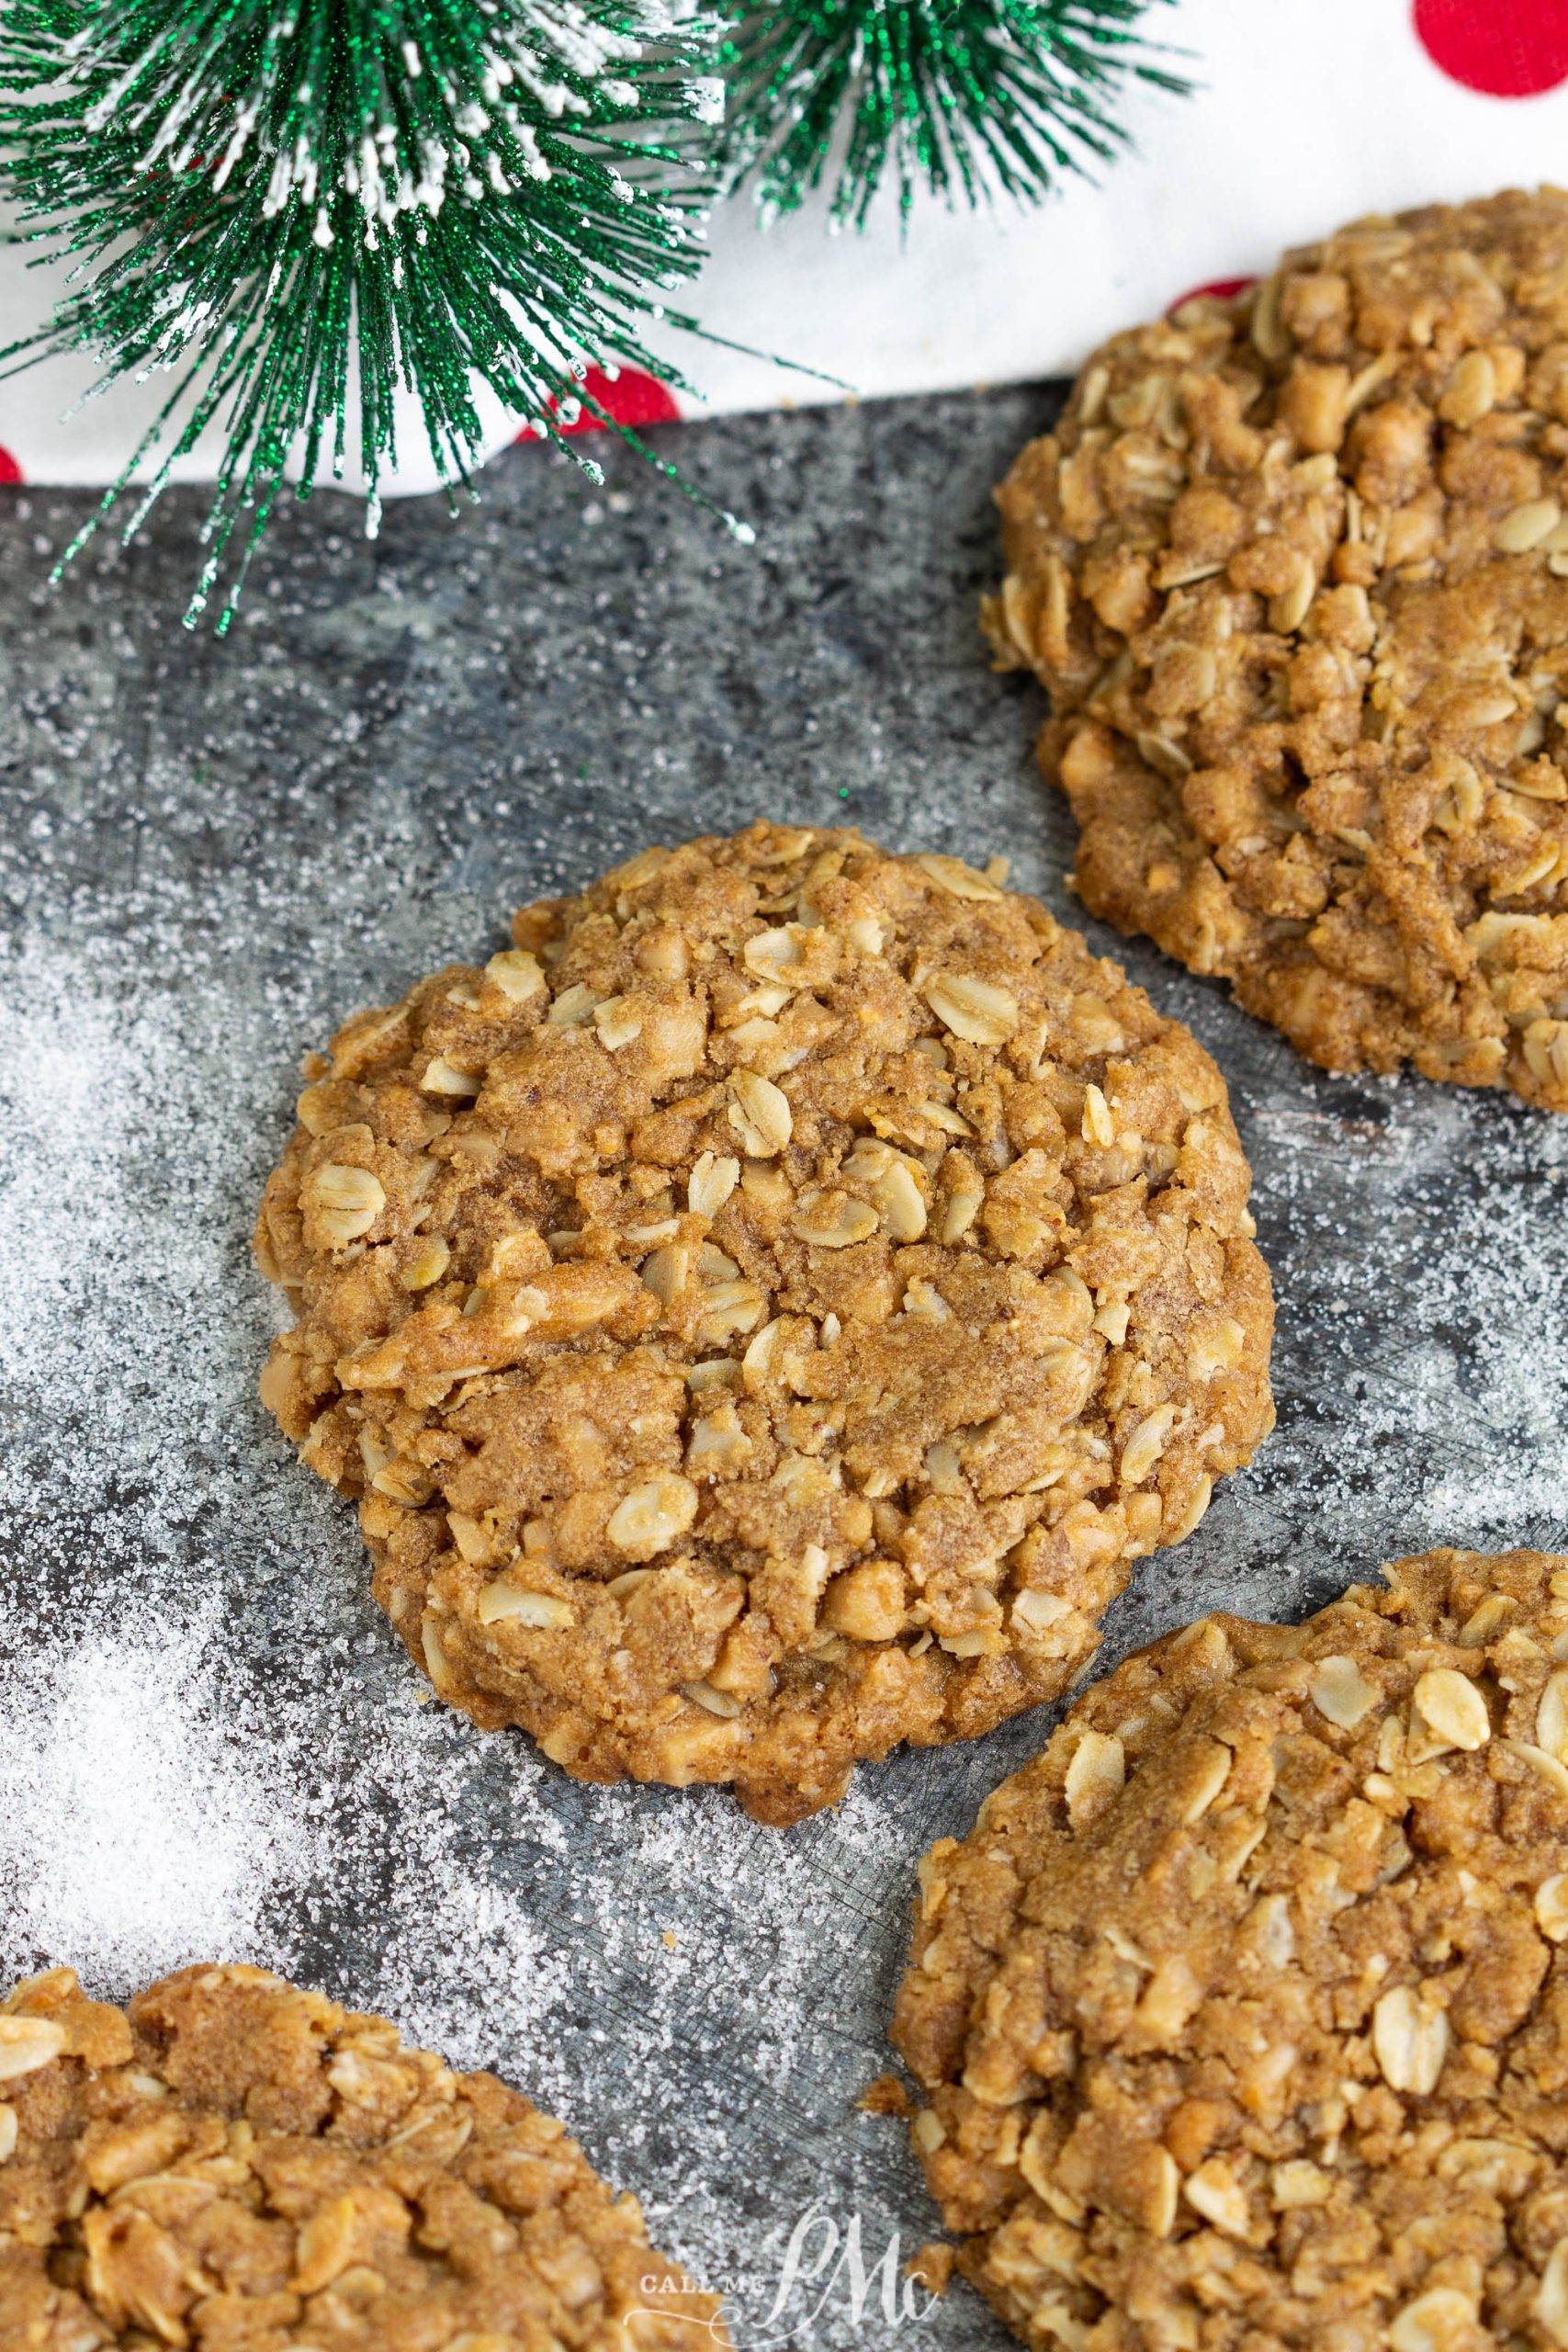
[1414,0,1568,96]
[1168,277,1256,315]
[0,445,22,485]
[515,365,682,445]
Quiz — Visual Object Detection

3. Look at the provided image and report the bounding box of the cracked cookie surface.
[0,1962,724,2350]
[893,1546,1568,2352]
[987,187,1568,1108]
[255,822,1273,1823]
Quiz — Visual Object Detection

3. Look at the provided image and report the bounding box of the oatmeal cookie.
[0,1962,724,2350]
[254,822,1273,1824]
[893,1546,1568,2352]
[987,187,1568,1107]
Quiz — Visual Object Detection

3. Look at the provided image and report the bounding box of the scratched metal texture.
[1,386,1564,2347]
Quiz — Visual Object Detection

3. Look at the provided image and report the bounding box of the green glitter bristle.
[721,0,1186,229]
[0,0,724,629]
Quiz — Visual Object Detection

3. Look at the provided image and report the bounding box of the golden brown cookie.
[254,821,1273,1823]
[893,1545,1568,2352]
[0,1962,724,2350]
[987,187,1568,1108]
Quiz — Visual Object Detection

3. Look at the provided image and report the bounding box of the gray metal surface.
[0,389,1564,2348]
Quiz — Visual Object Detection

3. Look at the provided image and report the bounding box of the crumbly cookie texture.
[254,821,1273,1824]
[986,187,1568,1108]
[0,1962,724,2350]
[893,1546,1568,2352]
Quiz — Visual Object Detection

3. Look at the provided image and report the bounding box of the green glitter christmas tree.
[0,0,728,628]
[722,0,1181,229]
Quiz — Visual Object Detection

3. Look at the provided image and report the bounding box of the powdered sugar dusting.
[0,1611,308,1982]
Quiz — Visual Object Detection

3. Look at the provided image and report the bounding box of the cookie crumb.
[859,2069,911,2116]
[908,2241,954,2293]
